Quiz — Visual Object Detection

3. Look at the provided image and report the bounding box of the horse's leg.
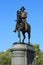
[22,32,26,43]
[28,33,30,44]
[13,27,17,32]
[18,30,21,42]
[13,23,18,32]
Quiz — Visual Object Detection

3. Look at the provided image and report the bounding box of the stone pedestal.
[11,42,34,65]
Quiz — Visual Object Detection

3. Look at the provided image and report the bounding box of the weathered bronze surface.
[14,6,31,44]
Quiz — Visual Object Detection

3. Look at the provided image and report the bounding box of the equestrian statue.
[14,6,31,44]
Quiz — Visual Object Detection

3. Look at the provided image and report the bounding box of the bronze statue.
[14,6,31,44]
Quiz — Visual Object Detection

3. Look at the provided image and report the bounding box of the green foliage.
[0,49,11,65]
[33,44,42,65]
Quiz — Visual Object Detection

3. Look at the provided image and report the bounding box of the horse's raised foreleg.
[13,27,17,32]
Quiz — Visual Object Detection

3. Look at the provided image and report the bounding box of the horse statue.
[14,7,31,44]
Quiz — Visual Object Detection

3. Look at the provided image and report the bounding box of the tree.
[33,44,41,65]
[0,49,11,65]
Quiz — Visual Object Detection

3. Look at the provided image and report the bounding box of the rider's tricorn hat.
[20,6,25,11]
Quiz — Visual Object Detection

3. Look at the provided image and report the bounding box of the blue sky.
[0,0,43,52]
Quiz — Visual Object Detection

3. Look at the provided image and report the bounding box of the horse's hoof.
[13,30,16,32]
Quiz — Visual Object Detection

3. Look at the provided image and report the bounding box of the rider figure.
[16,6,27,30]
[20,6,27,25]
